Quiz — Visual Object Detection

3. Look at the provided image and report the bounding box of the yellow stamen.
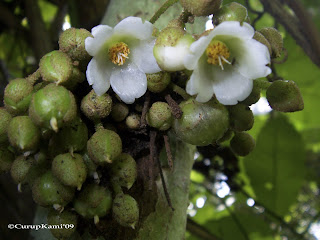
[109,42,130,66]
[206,40,231,70]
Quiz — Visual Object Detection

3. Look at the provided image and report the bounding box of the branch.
[50,1,68,42]
[260,0,320,67]
[25,0,53,61]
[187,218,221,240]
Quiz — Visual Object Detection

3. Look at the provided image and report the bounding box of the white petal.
[154,35,193,72]
[110,63,147,104]
[86,58,112,96]
[85,25,113,56]
[231,38,271,79]
[184,34,213,70]
[212,21,254,40]
[212,66,253,105]
[186,58,215,102]
[131,39,161,74]
[114,17,153,40]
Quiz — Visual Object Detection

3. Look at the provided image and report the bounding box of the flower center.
[108,42,130,66]
[206,40,231,70]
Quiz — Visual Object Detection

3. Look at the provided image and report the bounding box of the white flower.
[85,17,161,104]
[184,21,271,105]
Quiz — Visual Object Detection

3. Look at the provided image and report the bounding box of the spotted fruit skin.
[173,98,229,146]
[29,83,77,131]
[47,209,77,240]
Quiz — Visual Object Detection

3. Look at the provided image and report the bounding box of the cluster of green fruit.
[0,8,305,238]
[0,28,140,239]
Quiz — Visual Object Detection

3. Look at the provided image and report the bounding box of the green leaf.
[244,114,305,216]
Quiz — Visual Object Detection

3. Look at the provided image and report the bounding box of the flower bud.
[52,153,87,190]
[228,103,254,132]
[259,27,283,58]
[213,2,249,24]
[87,129,122,165]
[47,209,77,240]
[29,83,77,132]
[39,50,73,85]
[111,153,137,190]
[112,193,139,229]
[73,184,112,221]
[147,72,171,93]
[62,66,86,90]
[111,103,129,122]
[154,26,194,71]
[32,171,75,207]
[174,98,229,146]
[0,145,15,173]
[230,132,255,156]
[4,78,33,115]
[0,108,12,144]
[253,31,272,56]
[81,90,112,121]
[59,28,92,66]
[180,0,222,16]
[8,116,41,152]
[147,102,173,131]
[126,114,141,130]
[266,80,304,112]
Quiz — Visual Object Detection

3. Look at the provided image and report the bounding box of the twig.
[26,69,41,85]
[187,218,221,240]
[155,134,174,211]
[169,83,191,100]
[149,130,157,191]
[140,92,150,128]
[164,94,182,119]
[149,0,179,24]
[50,1,68,42]
[223,201,250,240]
[163,135,173,170]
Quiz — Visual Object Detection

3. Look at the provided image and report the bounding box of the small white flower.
[85,17,161,104]
[184,21,272,105]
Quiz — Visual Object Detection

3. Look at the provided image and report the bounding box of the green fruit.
[87,129,122,165]
[74,184,112,220]
[241,80,261,106]
[32,171,75,207]
[0,108,12,144]
[0,145,15,173]
[52,118,88,153]
[4,78,33,115]
[10,155,34,184]
[81,90,112,121]
[126,114,141,130]
[112,193,139,229]
[47,209,77,240]
[8,116,41,152]
[180,0,222,16]
[213,2,249,24]
[39,50,73,85]
[230,132,255,156]
[52,153,87,190]
[266,80,304,112]
[147,72,171,93]
[111,153,137,190]
[29,83,77,132]
[174,98,229,146]
[147,102,173,131]
[228,104,254,132]
[111,103,129,122]
[59,28,92,65]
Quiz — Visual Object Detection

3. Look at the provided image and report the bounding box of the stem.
[149,0,179,24]
[26,69,41,85]
[169,83,191,100]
